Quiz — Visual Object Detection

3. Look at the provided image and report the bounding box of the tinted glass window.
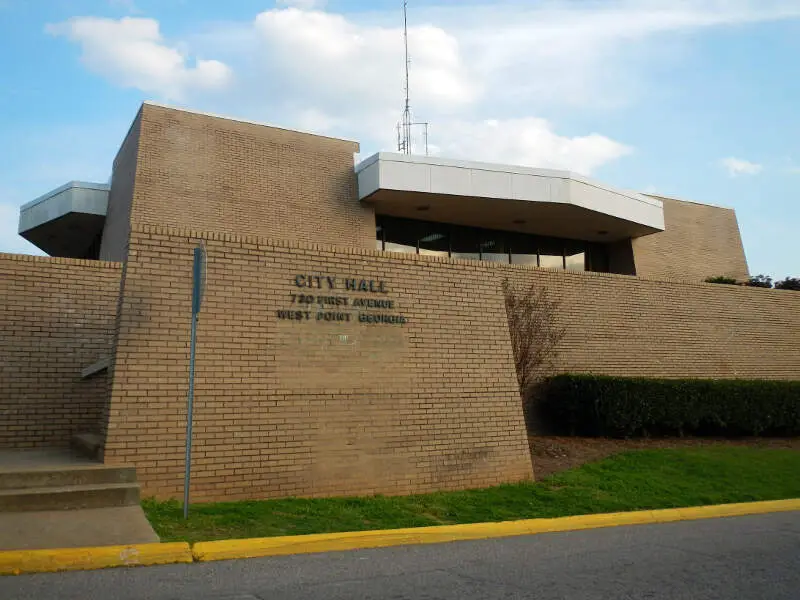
[564,241,586,271]
[588,244,610,273]
[451,225,481,261]
[418,223,450,257]
[383,217,417,254]
[508,232,538,266]
[374,215,608,273]
[480,230,509,263]
[539,238,564,269]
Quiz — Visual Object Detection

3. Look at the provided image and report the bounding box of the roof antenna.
[396,0,429,156]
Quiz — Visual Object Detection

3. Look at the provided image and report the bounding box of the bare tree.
[501,278,566,403]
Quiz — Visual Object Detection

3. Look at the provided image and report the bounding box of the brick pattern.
[632,196,750,282]
[99,109,142,262]
[0,254,121,448]
[128,104,376,250]
[505,267,800,380]
[104,225,800,501]
[104,226,534,501]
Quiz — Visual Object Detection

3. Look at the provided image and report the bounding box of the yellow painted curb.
[0,542,192,576]
[192,499,800,562]
[2,500,798,574]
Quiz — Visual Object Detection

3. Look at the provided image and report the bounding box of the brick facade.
[0,254,121,448]
[129,103,375,250]
[104,226,534,500]
[632,196,750,282]
[99,109,141,263]
[5,104,793,503]
[102,225,800,500]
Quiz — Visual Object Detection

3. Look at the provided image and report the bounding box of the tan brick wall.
[99,109,142,262]
[127,104,376,250]
[104,225,800,501]
[104,226,534,500]
[0,254,122,448]
[632,196,749,282]
[504,267,800,380]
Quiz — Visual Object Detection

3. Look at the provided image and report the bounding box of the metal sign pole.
[184,245,205,520]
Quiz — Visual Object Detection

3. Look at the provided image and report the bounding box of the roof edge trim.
[20,181,110,212]
[142,101,360,147]
[358,152,663,209]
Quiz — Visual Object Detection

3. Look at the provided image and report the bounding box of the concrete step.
[0,482,140,512]
[0,464,137,491]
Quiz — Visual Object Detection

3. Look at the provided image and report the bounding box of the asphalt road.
[2,511,798,600]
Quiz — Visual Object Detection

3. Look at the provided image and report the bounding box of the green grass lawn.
[143,447,800,543]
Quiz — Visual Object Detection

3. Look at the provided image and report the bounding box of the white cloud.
[45,17,231,101]
[429,118,632,174]
[235,6,625,173]
[253,8,477,114]
[204,1,800,173]
[719,157,763,177]
[44,1,800,178]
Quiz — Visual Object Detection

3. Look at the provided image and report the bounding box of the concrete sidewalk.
[0,506,159,551]
[0,448,158,550]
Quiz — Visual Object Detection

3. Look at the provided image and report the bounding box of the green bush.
[745,274,773,288]
[705,276,737,285]
[538,374,800,438]
[775,277,800,291]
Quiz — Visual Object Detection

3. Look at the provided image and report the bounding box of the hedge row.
[537,374,800,438]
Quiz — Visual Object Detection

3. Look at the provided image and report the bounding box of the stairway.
[0,448,158,550]
[0,450,140,513]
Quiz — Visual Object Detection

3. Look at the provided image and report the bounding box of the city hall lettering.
[277,275,408,325]
[294,274,388,293]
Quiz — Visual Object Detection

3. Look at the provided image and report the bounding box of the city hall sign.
[276,275,408,325]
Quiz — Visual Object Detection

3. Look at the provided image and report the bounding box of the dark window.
[383,216,418,255]
[451,225,481,261]
[479,230,509,263]
[374,214,609,274]
[508,232,539,266]
[538,238,564,269]
[418,222,450,257]
[587,244,610,273]
[564,240,586,271]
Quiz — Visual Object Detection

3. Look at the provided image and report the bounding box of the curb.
[2,499,798,574]
[192,498,800,562]
[0,542,192,576]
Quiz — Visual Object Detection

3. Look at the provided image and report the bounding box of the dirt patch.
[530,436,800,479]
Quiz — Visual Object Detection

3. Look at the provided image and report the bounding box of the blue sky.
[1,0,798,277]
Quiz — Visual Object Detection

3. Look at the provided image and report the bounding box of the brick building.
[2,102,798,501]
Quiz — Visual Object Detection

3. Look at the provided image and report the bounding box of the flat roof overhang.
[355,153,664,243]
[18,182,109,258]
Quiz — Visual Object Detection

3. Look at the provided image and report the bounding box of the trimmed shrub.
[745,274,773,288]
[775,277,800,291]
[705,276,737,285]
[538,374,800,438]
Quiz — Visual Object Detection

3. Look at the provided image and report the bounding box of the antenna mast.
[396,0,429,156]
